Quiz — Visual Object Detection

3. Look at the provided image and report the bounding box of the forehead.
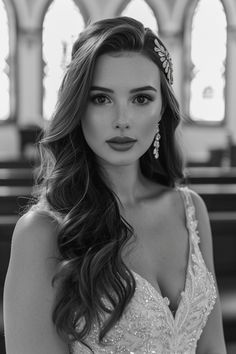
[92,52,161,89]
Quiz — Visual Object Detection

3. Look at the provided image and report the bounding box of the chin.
[97,153,140,167]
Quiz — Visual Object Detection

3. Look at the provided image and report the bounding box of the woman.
[4,17,226,353]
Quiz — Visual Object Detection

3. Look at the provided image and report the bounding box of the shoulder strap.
[177,186,200,242]
[179,186,194,208]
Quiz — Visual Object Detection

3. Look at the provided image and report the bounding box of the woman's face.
[82,52,162,166]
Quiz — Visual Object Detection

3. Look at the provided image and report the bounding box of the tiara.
[154,38,173,85]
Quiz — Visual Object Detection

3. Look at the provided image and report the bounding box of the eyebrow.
[90,85,157,93]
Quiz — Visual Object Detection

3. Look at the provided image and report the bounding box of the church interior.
[0,0,236,352]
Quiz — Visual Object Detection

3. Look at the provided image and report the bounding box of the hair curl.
[32,16,185,349]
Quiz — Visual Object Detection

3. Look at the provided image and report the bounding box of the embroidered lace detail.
[70,187,217,354]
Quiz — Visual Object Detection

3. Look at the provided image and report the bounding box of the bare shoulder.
[6,209,61,291]
[11,210,60,259]
[176,186,209,221]
[187,187,207,211]
[4,211,69,353]
[14,209,60,239]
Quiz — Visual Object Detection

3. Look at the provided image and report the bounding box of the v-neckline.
[129,188,193,321]
[130,255,190,322]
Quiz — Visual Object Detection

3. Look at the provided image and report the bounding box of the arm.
[3,211,69,354]
[189,190,227,354]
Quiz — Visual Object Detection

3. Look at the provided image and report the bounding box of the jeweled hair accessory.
[154,38,173,85]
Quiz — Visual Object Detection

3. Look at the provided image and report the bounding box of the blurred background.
[0,0,235,352]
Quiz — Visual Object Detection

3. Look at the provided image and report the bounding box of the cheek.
[141,122,157,149]
[81,113,97,147]
[82,108,98,136]
[139,106,161,138]
[81,110,108,150]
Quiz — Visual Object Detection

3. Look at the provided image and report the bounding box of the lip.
[106,136,137,144]
[107,141,136,151]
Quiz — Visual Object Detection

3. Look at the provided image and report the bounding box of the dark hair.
[33,16,185,348]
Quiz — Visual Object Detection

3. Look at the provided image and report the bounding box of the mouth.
[106,137,137,144]
[106,137,137,152]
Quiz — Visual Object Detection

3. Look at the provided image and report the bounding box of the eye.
[133,94,153,105]
[90,94,111,105]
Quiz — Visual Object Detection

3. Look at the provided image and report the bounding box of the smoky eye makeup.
[89,93,111,105]
[89,93,154,105]
[132,94,155,104]
[88,85,158,105]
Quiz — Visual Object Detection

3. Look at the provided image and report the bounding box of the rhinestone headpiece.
[154,38,173,85]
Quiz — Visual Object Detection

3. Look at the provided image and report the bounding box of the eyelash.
[89,94,154,105]
[133,94,154,105]
[90,94,111,105]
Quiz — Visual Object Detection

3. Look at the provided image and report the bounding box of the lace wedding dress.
[70,187,217,353]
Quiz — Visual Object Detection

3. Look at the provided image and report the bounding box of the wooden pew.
[0,168,33,186]
[186,167,236,184]
[0,186,32,215]
[191,184,236,212]
[0,159,33,169]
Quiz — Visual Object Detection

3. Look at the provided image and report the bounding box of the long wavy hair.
[33,16,185,348]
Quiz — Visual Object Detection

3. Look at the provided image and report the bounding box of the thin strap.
[178,186,194,207]
[177,186,200,243]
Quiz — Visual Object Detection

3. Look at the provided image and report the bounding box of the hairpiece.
[154,38,173,85]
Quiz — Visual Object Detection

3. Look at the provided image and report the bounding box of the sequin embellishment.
[70,187,217,354]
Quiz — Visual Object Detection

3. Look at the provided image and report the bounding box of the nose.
[114,121,130,129]
[113,105,130,130]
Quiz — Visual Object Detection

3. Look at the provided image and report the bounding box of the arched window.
[42,0,85,120]
[121,0,158,33]
[185,0,227,123]
[0,0,10,121]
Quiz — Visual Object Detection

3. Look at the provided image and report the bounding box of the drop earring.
[153,123,160,159]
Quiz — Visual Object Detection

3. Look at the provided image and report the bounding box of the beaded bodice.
[70,187,217,354]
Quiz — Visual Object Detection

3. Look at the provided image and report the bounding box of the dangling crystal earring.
[153,123,161,159]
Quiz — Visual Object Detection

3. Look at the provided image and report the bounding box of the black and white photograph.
[0,0,235,353]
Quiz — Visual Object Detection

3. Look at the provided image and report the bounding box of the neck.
[100,160,146,208]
